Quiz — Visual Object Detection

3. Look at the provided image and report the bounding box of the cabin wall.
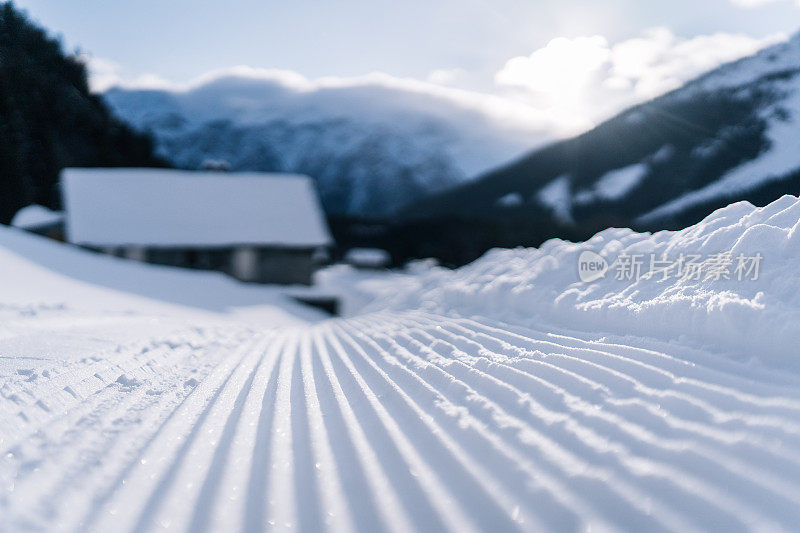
[111,245,319,286]
[250,248,317,285]
[125,247,147,262]
[232,247,258,281]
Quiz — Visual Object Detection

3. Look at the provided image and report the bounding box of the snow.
[651,144,674,163]
[576,163,649,205]
[321,195,800,372]
[536,175,573,223]
[5,195,800,531]
[10,204,63,230]
[631,32,800,224]
[594,163,648,200]
[62,168,332,248]
[495,192,524,208]
[343,248,391,268]
[689,32,800,94]
[640,80,800,223]
[0,225,322,322]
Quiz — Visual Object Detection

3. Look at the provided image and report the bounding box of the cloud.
[79,55,122,93]
[730,0,776,6]
[426,68,468,86]
[607,28,785,98]
[496,36,611,95]
[88,59,571,138]
[185,65,313,92]
[729,0,800,7]
[79,55,173,92]
[494,28,785,131]
[87,27,786,141]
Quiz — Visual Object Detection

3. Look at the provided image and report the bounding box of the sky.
[11,0,800,134]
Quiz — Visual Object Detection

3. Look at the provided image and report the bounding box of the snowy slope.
[0,225,323,321]
[104,76,547,216]
[5,197,800,531]
[409,32,800,238]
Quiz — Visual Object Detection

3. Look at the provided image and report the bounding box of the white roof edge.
[11,204,64,229]
[61,167,317,183]
[62,168,333,248]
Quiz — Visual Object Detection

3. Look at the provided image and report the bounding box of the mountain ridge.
[405,31,800,233]
[104,76,548,216]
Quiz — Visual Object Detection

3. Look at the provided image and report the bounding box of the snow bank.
[321,195,800,370]
[0,225,322,323]
[343,248,391,268]
[11,204,63,230]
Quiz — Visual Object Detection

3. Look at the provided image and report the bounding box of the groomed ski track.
[4,310,800,532]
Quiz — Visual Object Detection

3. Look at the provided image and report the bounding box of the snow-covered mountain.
[408,32,800,234]
[104,75,546,216]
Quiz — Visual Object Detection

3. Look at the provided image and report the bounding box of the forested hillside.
[0,3,164,224]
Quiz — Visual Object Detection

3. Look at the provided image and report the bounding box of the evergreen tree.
[0,2,166,224]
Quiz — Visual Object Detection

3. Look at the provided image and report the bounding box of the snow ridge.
[323,195,800,371]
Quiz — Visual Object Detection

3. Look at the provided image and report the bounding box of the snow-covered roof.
[343,248,391,268]
[62,168,332,248]
[11,204,64,230]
